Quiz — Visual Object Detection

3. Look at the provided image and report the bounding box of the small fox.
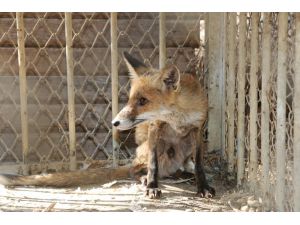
[112,52,215,198]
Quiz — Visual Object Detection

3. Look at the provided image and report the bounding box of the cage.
[0,12,299,212]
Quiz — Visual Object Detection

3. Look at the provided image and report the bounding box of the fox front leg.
[145,121,162,199]
[195,147,216,198]
[191,130,216,198]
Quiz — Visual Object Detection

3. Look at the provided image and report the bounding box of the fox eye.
[138,97,148,106]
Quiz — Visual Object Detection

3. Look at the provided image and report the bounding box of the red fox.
[112,52,215,198]
[0,52,215,199]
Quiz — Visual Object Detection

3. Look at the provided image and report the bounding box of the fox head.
[112,52,181,130]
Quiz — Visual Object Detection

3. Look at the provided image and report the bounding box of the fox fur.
[0,166,131,187]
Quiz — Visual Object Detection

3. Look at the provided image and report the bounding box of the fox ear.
[162,65,181,91]
[123,51,148,79]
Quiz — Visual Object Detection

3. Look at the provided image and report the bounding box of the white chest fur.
[159,108,204,135]
[136,107,204,135]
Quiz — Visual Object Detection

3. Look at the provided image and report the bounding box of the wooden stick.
[226,13,237,173]
[275,12,288,211]
[248,13,259,190]
[111,12,119,167]
[237,13,246,186]
[159,12,166,69]
[294,12,300,212]
[261,12,271,209]
[65,12,77,171]
[221,14,227,158]
[16,12,29,175]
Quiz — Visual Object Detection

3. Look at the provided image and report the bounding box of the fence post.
[159,12,166,69]
[207,13,226,155]
[226,13,236,173]
[248,13,259,190]
[236,13,246,186]
[275,12,288,212]
[111,12,119,167]
[65,12,77,171]
[261,12,271,209]
[294,12,300,212]
[16,12,29,175]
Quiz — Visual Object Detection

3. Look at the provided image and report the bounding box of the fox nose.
[112,120,120,127]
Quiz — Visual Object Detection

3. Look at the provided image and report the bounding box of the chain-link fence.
[0,12,205,173]
[224,12,300,211]
[0,13,22,170]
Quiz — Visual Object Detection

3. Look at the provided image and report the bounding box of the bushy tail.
[0,166,132,188]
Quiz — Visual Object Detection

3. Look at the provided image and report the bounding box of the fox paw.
[145,188,162,199]
[196,186,216,198]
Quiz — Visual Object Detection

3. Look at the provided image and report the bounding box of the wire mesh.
[22,13,69,173]
[71,13,113,166]
[0,12,205,171]
[0,13,23,169]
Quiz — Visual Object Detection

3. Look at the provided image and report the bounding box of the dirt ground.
[0,150,264,212]
[0,172,262,212]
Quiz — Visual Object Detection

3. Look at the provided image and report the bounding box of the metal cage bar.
[261,12,271,209]
[236,12,246,186]
[226,13,236,173]
[294,12,300,212]
[111,12,119,167]
[221,14,227,157]
[65,12,77,171]
[248,12,259,190]
[275,12,288,211]
[16,12,29,175]
[159,12,166,69]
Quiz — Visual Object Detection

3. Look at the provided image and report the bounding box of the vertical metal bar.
[205,13,210,82]
[248,13,259,190]
[221,13,227,158]
[159,12,166,69]
[226,13,236,173]
[294,12,300,212]
[65,12,76,171]
[16,12,29,175]
[207,13,226,153]
[111,12,119,167]
[261,12,271,209]
[275,12,288,211]
[237,13,246,186]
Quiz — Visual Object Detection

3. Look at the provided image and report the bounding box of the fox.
[112,52,215,199]
[0,52,215,199]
